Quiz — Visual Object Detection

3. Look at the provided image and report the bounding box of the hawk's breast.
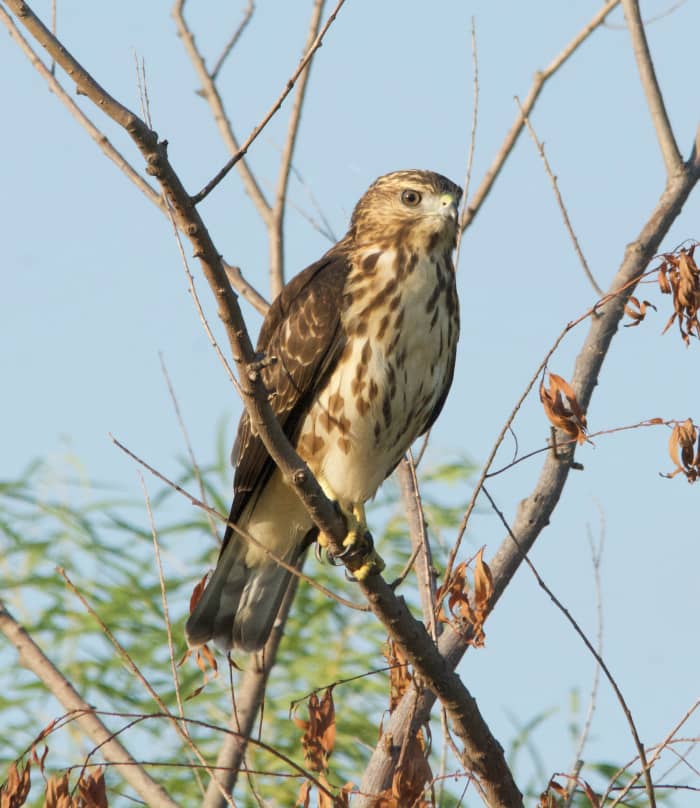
[296,245,459,508]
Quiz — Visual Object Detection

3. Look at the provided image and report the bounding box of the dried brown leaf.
[624,296,656,327]
[391,734,432,808]
[664,418,700,482]
[295,688,336,774]
[540,372,588,445]
[383,640,412,713]
[1,761,31,808]
[77,768,108,808]
[45,773,71,808]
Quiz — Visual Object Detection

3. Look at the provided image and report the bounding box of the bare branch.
[360,125,700,801]
[0,602,180,808]
[461,0,621,232]
[455,16,479,266]
[517,97,604,296]
[0,4,163,212]
[481,484,656,808]
[172,0,272,225]
[621,0,683,176]
[269,0,326,297]
[191,0,347,205]
[211,0,254,81]
[397,454,439,642]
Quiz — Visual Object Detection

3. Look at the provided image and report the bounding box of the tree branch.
[359,131,700,802]
[5,3,521,803]
[621,0,683,177]
[0,602,180,808]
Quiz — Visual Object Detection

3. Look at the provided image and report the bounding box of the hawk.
[186,170,461,652]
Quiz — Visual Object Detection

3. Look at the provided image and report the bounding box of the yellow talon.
[314,478,385,578]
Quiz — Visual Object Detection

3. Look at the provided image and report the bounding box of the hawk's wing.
[224,249,350,541]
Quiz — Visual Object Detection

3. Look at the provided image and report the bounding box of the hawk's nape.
[185,169,462,653]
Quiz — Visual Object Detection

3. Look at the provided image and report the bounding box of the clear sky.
[3,0,700,803]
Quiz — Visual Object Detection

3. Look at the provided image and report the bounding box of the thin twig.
[110,433,366,612]
[211,0,254,81]
[139,474,207,800]
[172,0,271,225]
[604,699,700,807]
[159,353,219,541]
[269,0,326,297]
[57,567,236,807]
[621,0,682,177]
[563,514,605,808]
[455,15,479,265]
[398,453,439,642]
[191,0,347,205]
[517,97,604,296]
[0,604,181,808]
[481,485,656,808]
[0,5,163,211]
[460,0,621,232]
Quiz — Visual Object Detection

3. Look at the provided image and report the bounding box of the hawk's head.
[348,170,462,252]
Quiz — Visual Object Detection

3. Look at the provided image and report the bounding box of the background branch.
[0,602,180,808]
[621,0,682,176]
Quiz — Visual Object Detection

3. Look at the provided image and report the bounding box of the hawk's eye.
[401,189,422,207]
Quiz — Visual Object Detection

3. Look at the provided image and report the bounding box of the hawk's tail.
[185,532,305,653]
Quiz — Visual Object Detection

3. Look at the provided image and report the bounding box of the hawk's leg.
[315,478,385,581]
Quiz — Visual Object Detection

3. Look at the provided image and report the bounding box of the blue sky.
[3,0,700,802]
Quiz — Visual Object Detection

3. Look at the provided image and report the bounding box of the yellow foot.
[315,477,385,579]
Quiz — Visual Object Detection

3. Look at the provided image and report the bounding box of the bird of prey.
[186,169,461,653]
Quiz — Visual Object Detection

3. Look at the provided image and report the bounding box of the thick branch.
[6,3,520,803]
[0,602,180,808]
[621,0,682,176]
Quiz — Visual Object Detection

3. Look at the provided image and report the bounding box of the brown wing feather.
[222,248,350,547]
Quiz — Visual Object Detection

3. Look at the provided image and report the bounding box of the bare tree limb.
[210,0,254,81]
[621,0,683,177]
[5,4,521,803]
[0,4,163,212]
[0,602,181,808]
[460,0,621,233]
[359,130,700,801]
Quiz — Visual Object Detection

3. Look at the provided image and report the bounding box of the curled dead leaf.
[435,549,492,646]
[539,372,588,445]
[294,688,336,774]
[657,244,700,345]
[624,296,656,327]
[383,640,411,713]
[664,418,700,482]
